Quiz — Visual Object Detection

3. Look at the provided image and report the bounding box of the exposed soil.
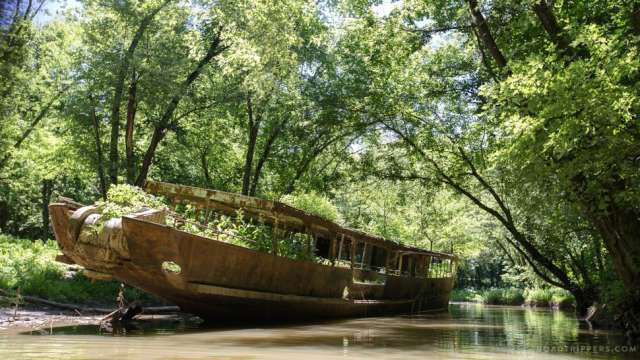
[0,305,102,333]
[0,305,187,334]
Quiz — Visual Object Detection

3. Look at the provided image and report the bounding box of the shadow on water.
[9,304,639,359]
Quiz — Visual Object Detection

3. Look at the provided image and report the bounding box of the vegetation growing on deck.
[96,184,167,224]
[97,184,333,262]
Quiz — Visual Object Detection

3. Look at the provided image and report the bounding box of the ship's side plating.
[48,182,457,321]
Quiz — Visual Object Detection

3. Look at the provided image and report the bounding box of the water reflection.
[0,304,636,359]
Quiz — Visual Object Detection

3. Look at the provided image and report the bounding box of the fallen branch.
[0,289,180,314]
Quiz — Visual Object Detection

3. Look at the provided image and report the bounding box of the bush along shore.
[0,234,164,310]
[451,288,576,310]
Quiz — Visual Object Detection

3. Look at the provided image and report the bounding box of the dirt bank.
[0,305,102,333]
[0,304,188,334]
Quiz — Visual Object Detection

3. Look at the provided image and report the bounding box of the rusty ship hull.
[49,181,456,321]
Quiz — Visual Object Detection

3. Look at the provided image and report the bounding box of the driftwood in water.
[584,303,622,330]
[101,302,143,323]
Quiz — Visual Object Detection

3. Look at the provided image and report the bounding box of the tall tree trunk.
[242,95,260,196]
[90,97,107,200]
[0,200,7,233]
[125,70,138,184]
[41,178,53,240]
[572,175,640,334]
[532,1,570,53]
[109,0,171,186]
[136,126,166,187]
[632,4,640,35]
[249,120,282,196]
[200,149,212,187]
[135,28,225,186]
[589,205,640,293]
[466,0,508,69]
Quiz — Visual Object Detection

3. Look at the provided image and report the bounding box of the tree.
[322,1,626,317]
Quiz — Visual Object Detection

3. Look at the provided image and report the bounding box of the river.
[0,303,636,359]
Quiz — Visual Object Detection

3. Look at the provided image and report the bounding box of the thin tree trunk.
[383,121,589,303]
[283,134,344,195]
[41,178,53,240]
[466,0,508,69]
[0,200,7,232]
[242,95,259,196]
[284,155,313,195]
[532,1,570,53]
[0,0,25,63]
[90,97,107,200]
[125,70,138,184]
[109,0,171,186]
[135,28,225,186]
[135,126,166,187]
[249,121,282,196]
[200,149,212,186]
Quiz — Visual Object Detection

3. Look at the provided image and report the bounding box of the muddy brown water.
[0,303,637,359]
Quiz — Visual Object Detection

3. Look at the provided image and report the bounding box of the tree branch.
[135,26,226,186]
[466,0,508,69]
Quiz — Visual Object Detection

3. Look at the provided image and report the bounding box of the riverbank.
[0,304,193,335]
[451,288,576,310]
[0,305,102,333]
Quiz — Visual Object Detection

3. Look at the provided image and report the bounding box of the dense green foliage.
[452,287,574,309]
[0,0,638,335]
[0,234,154,305]
[281,192,343,223]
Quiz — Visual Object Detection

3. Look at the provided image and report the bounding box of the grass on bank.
[451,287,575,309]
[0,234,156,306]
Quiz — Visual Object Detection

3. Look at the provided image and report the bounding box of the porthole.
[162,261,182,274]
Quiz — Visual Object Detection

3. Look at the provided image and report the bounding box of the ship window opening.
[162,261,182,274]
[370,246,387,271]
[336,238,351,267]
[354,242,365,267]
[314,236,331,259]
[409,257,417,277]
[400,255,408,274]
[341,239,352,260]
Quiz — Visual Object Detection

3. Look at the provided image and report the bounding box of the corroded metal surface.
[49,182,457,321]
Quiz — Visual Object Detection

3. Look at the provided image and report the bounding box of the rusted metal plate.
[48,181,457,322]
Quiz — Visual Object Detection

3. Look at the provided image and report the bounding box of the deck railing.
[145,180,458,281]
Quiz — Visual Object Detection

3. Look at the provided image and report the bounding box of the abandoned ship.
[49,180,458,321]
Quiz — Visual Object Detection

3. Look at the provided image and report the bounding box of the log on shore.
[0,289,180,314]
